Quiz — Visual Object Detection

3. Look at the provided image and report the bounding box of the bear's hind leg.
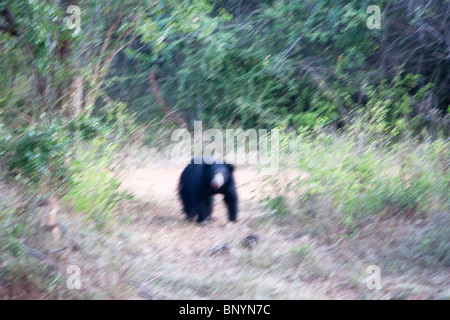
[185,209,196,221]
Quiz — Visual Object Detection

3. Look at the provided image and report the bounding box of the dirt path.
[118,165,358,299]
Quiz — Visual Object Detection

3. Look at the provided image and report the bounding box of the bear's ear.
[227,164,235,172]
[202,157,215,166]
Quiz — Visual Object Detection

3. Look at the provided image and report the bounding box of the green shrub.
[1,115,133,229]
[5,121,72,185]
[68,114,108,141]
[264,194,291,218]
[62,137,132,229]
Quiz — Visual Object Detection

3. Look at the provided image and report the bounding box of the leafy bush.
[68,114,108,141]
[264,195,291,218]
[4,121,72,185]
[2,115,115,185]
[62,137,132,229]
[0,115,132,229]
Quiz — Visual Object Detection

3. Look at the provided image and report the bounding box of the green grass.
[266,118,449,232]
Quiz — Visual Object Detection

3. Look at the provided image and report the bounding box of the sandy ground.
[4,161,446,299]
[117,165,360,299]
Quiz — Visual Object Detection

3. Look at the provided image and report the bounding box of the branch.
[86,28,137,108]
[148,70,185,126]
[0,8,18,36]
[91,15,123,84]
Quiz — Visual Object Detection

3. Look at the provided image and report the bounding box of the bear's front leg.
[224,191,238,222]
[196,196,214,223]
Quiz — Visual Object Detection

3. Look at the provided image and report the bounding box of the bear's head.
[204,162,234,191]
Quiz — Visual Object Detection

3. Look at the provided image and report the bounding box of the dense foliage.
[109,0,449,132]
[1,0,448,132]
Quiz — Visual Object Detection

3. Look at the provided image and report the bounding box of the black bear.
[178,157,238,223]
